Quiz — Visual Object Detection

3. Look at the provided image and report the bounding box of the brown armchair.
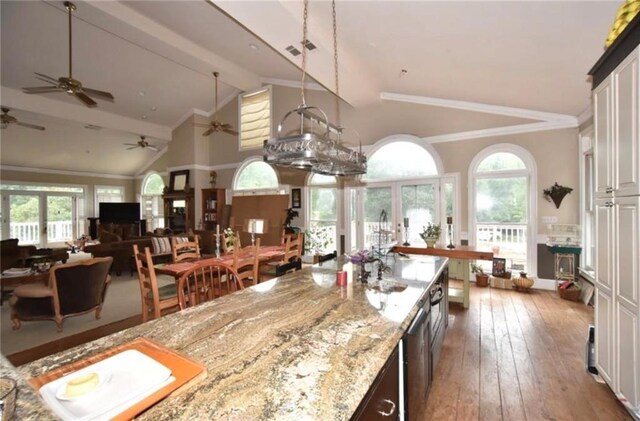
[10,257,113,332]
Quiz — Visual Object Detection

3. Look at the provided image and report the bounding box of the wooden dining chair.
[232,238,260,287]
[132,244,179,322]
[260,235,302,282]
[176,261,244,310]
[222,230,241,254]
[171,236,201,263]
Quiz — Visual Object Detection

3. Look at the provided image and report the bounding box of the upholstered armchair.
[10,257,113,332]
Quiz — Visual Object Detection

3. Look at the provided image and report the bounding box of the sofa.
[83,233,198,275]
[1,239,69,272]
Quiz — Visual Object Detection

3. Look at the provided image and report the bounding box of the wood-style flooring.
[424,282,632,421]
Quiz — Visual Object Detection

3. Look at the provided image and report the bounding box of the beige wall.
[433,128,579,235]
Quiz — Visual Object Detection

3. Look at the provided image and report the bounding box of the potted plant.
[543,182,573,209]
[419,223,442,248]
[284,208,300,234]
[471,262,489,287]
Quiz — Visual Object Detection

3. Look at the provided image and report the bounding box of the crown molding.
[424,120,577,144]
[0,165,134,180]
[380,92,577,123]
[577,105,593,126]
[167,164,212,172]
[210,162,242,171]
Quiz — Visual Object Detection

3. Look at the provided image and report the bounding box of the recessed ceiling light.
[151,106,157,111]
[138,91,145,97]
[249,43,259,51]
[84,124,102,130]
[142,115,147,120]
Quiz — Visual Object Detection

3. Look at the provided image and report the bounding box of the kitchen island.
[5,254,447,420]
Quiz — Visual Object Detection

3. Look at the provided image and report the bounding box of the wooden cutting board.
[28,337,207,420]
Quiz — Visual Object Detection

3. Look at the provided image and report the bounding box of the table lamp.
[244,218,268,246]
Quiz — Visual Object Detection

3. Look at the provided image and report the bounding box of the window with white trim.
[308,174,338,253]
[95,186,124,211]
[141,173,165,231]
[234,159,279,191]
[239,86,271,151]
[470,146,536,274]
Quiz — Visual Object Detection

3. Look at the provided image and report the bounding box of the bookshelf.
[201,188,225,231]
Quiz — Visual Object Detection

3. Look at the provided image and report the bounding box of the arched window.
[307,174,338,253]
[350,135,447,251]
[363,140,439,182]
[233,158,279,191]
[141,173,165,230]
[469,144,537,274]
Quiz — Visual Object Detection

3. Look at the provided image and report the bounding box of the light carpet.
[0,252,147,356]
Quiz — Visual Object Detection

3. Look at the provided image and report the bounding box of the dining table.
[154,245,285,278]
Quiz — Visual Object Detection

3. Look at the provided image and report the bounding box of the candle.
[216,224,220,236]
[447,216,453,225]
[403,217,409,228]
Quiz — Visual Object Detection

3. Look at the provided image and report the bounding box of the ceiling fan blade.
[202,128,214,137]
[123,143,138,147]
[34,72,59,83]
[147,145,160,152]
[34,77,57,85]
[126,146,139,150]
[16,121,45,131]
[73,91,97,108]
[23,86,63,93]
[224,128,239,136]
[83,87,114,101]
[193,123,212,128]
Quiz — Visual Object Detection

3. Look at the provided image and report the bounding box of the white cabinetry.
[593,43,640,419]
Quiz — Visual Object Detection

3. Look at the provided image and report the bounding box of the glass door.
[9,194,41,245]
[398,181,439,246]
[363,186,394,250]
[46,195,75,247]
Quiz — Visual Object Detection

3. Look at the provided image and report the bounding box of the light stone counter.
[14,255,447,420]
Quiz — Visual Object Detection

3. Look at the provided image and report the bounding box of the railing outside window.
[10,221,73,244]
[476,223,527,271]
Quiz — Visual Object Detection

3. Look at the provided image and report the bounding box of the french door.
[2,192,78,247]
[351,179,440,251]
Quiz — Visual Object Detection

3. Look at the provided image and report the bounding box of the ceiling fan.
[1,108,45,131]
[124,136,160,152]
[194,72,238,137]
[21,2,114,108]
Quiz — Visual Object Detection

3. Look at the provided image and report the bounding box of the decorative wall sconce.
[543,182,573,209]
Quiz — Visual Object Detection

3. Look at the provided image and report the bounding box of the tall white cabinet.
[590,21,640,418]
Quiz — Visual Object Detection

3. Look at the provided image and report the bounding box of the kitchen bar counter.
[11,255,447,420]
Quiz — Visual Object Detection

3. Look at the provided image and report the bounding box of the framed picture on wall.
[169,170,190,192]
[291,188,301,209]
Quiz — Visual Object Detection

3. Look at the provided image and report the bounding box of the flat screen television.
[99,202,140,223]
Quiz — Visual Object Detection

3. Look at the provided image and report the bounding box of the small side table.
[546,245,582,291]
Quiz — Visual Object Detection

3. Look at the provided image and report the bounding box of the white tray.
[39,349,175,421]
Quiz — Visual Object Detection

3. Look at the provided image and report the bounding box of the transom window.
[141,173,165,230]
[234,160,279,191]
[363,141,438,182]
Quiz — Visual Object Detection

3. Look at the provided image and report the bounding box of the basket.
[558,286,581,302]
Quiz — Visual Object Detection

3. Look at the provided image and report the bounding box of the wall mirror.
[169,170,190,192]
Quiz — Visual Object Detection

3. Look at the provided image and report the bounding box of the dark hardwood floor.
[424,282,632,421]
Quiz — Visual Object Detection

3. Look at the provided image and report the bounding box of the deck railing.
[10,221,73,245]
[476,223,528,270]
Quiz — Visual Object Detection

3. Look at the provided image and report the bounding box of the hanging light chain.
[332,0,341,129]
[300,0,309,107]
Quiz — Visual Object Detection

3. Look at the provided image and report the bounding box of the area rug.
[0,253,143,356]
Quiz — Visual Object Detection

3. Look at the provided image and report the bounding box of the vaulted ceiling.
[0,0,620,177]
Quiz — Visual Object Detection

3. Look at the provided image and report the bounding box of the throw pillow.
[151,237,171,255]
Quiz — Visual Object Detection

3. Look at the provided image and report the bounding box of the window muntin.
[142,174,165,195]
[234,161,278,190]
[363,141,438,181]
[239,87,271,151]
[476,152,526,173]
[96,186,124,206]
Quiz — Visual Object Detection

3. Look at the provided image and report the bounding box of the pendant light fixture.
[263,0,367,176]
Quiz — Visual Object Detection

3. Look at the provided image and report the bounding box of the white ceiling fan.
[124,136,159,152]
[194,72,238,137]
[21,2,115,108]
[1,107,45,131]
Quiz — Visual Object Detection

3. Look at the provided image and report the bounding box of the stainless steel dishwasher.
[403,294,431,421]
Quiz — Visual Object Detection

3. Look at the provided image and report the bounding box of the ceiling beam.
[86,1,261,91]
[423,120,578,144]
[212,0,379,107]
[1,87,171,140]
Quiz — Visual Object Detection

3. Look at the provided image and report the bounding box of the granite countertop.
[13,254,447,420]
